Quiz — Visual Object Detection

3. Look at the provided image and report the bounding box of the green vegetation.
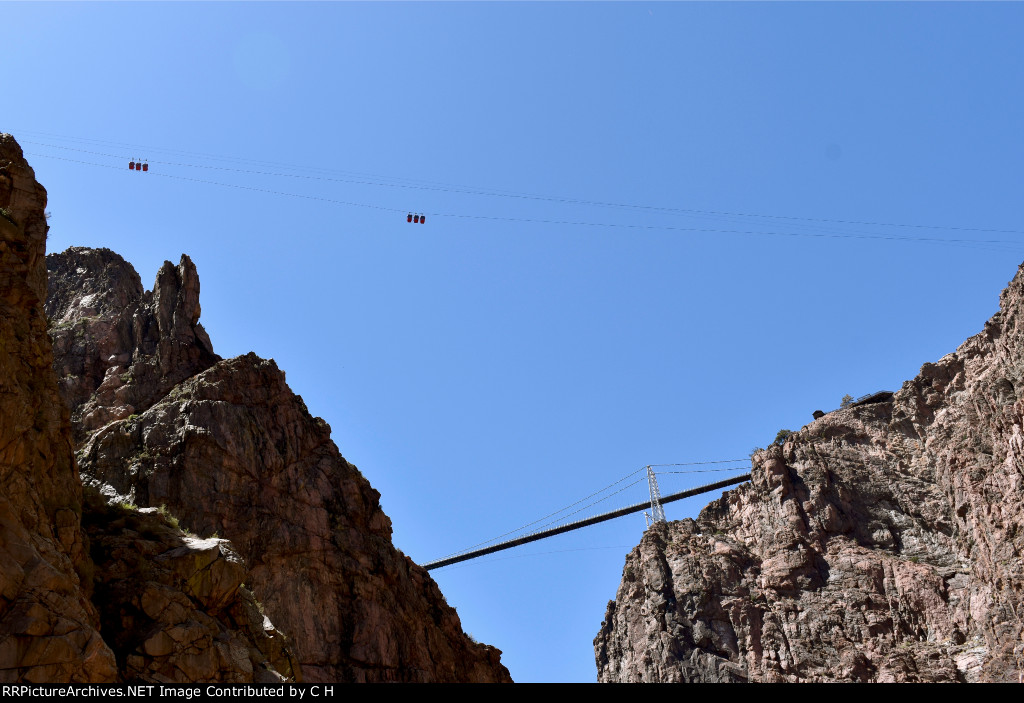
[0,208,14,226]
[156,504,180,530]
[840,394,855,409]
[772,429,793,446]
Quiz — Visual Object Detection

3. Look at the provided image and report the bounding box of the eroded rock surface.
[0,134,117,682]
[47,247,218,444]
[596,265,1024,683]
[81,490,298,683]
[0,133,296,684]
[48,246,511,682]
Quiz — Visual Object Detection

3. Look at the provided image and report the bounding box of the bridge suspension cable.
[433,459,751,561]
[424,462,752,570]
[435,466,648,561]
[423,472,752,571]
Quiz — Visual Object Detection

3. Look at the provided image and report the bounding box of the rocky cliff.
[44,237,510,678]
[0,132,508,683]
[595,266,1024,683]
[0,133,116,682]
[0,133,296,683]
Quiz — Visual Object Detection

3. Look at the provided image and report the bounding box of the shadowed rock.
[0,134,118,683]
[0,133,297,683]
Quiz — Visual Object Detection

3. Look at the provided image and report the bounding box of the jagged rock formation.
[0,133,295,684]
[81,492,297,683]
[45,252,511,677]
[596,266,1024,683]
[47,247,218,445]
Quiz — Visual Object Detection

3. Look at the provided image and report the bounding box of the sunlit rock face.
[1,133,297,684]
[596,264,1024,683]
[1,133,507,683]
[46,244,512,682]
[0,133,118,682]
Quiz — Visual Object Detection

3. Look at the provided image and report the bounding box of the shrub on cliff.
[773,429,793,445]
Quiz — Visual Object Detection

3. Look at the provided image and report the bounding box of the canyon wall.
[46,249,509,682]
[596,264,1024,682]
[0,133,509,683]
[0,133,295,683]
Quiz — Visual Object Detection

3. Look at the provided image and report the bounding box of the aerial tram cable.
[23,150,1024,252]
[20,136,1024,246]
[15,132,1024,238]
[26,140,885,240]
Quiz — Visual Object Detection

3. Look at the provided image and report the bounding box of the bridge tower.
[646,465,667,525]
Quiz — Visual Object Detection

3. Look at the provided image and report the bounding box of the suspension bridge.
[423,463,752,570]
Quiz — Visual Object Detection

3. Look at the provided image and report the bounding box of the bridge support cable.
[433,467,647,562]
[422,473,750,571]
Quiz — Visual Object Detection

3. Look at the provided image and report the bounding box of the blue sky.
[6,2,1024,683]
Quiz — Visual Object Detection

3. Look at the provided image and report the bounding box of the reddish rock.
[46,247,219,444]
[0,133,118,683]
[0,133,296,684]
[47,246,511,680]
[596,264,1024,683]
[81,494,298,683]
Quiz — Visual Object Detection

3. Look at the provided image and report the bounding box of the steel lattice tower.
[646,465,667,524]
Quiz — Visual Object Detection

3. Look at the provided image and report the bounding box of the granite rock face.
[595,265,1024,683]
[47,247,219,445]
[0,134,118,682]
[47,247,511,681]
[0,133,295,683]
[81,492,298,683]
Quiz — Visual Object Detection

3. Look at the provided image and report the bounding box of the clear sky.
[5,1,1024,683]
